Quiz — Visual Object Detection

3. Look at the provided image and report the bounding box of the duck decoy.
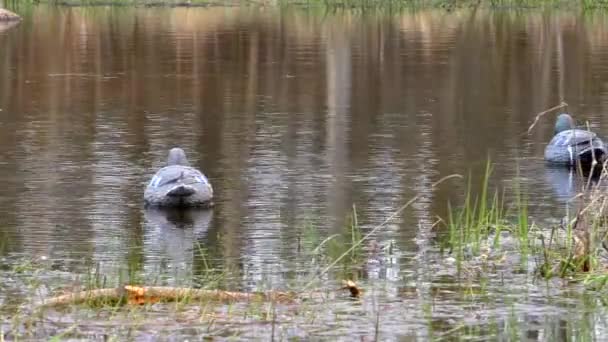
[0,8,21,22]
[144,148,213,208]
[544,113,606,167]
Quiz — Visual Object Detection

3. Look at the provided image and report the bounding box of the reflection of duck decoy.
[544,166,579,203]
[143,208,213,280]
[544,163,605,205]
[144,208,212,237]
[0,20,20,33]
[144,148,213,208]
[544,113,606,167]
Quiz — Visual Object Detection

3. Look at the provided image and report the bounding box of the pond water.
[2,4,608,340]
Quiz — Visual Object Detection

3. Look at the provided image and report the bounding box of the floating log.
[40,286,297,307]
[39,282,362,308]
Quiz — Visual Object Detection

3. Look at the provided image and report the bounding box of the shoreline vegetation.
[3,141,608,339]
[1,0,607,9]
[4,158,608,339]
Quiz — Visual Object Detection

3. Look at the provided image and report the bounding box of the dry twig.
[527,102,568,134]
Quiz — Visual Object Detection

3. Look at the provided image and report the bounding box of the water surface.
[2,5,608,340]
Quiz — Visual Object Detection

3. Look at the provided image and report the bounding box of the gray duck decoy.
[144,148,213,208]
[0,8,21,22]
[544,113,606,166]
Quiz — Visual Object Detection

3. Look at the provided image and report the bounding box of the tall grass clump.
[276,0,600,10]
[325,206,364,270]
[514,169,530,263]
[536,162,608,281]
[296,206,366,283]
[445,161,510,267]
[442,159,545,277]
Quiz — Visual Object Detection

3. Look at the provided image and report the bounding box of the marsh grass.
[325,206,364,270]
[442,157,608,283]
[534,161,608,281]
[283,0,608,9]
[444,161,516,270]
[4,0,608,9]
[5,163,608,339]
[0,207,371,339]
[0,183,431,338]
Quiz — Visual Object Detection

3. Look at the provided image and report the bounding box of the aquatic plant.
[444,160,515,269]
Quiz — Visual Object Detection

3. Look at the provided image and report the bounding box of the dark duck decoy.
[544,113,606,167]
[144,148,213,208]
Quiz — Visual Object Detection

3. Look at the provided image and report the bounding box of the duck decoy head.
[555,113,575,135]
[167,148,190,166]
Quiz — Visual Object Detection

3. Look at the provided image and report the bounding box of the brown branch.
[39,286,297,307]
[38,282,362,308]
[527,102,568,135]
[39,288,124,307]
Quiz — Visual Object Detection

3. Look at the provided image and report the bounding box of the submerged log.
[41,288,122,307]
[39,281,363,308]
[40,286,297,307]
[0,8,21,22]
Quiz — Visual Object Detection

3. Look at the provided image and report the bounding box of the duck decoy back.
[544,113,606,167]
[144,148,213,208]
